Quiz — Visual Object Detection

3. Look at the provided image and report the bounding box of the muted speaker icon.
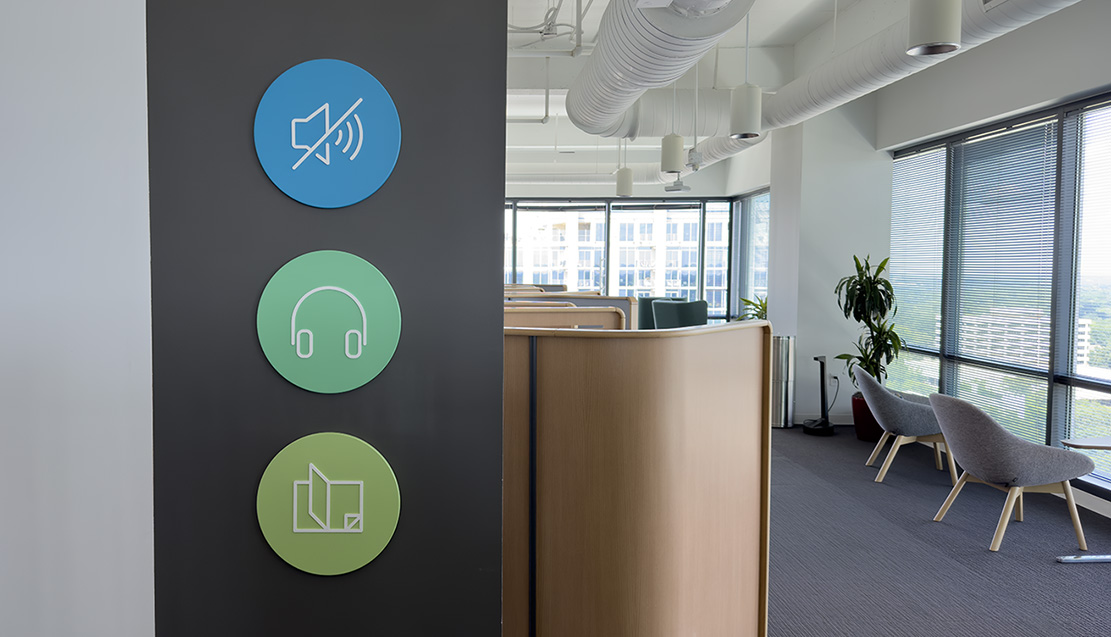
[290,99,364,170]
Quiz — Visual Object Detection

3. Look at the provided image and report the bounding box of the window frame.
[891,92,1111,497]
[505,197,750,320]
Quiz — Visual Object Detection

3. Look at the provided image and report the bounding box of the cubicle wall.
[504,322,772,636]
[504,294,639,329]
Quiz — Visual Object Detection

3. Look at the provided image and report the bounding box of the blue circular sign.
[254,59,401,209]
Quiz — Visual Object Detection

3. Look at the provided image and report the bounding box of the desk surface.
[1061,436,1111,450]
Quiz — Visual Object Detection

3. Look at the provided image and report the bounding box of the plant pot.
[851,392,884,442]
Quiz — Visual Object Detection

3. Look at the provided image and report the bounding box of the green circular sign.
[257,250,401,393]
[257,432,401,576]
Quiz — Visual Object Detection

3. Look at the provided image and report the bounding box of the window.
[889,95,1111,488]
[706,201,733,315]
[887,148,944,395]
[731,191,769,317]
[507,199,752,320]
[578,222,591,242]
[504,204,514,284]
[512,202,605,291]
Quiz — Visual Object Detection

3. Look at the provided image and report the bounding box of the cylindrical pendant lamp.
[906,0,962,56]
[616,167,633,197]
[661,133,685,174]
[730,84,762,139]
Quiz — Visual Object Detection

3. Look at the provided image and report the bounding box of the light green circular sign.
[257,432,401,576]
[257,250,401,393]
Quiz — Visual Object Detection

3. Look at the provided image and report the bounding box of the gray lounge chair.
[856,370,957,485]
[928,393,1095,552]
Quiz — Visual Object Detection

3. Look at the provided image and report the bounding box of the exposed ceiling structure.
[506,0,869,188]
[506,0,1083,190]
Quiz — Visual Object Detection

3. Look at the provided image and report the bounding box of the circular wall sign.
[254,59,402,208]
[257,432,401,576]
[257,250,401,394]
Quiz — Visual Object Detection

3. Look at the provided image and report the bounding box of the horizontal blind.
[1073,102,1111,378]
[946,119,1058,372]
[885,350,939,396]
[951,363,1047,444]
[890,148,945,351]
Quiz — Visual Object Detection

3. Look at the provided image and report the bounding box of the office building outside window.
[510,202,606,291]
[505,198,760,322]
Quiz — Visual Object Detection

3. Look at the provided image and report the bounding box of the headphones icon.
[290,286,368,360]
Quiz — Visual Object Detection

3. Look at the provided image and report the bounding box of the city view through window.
[505,197,767,320]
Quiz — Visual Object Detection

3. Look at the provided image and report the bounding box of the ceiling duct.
[564,0,755,137]
[525,0,1081,186]
[683,0,1084,181]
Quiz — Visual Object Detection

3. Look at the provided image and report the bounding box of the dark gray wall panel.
[147,2,506,634]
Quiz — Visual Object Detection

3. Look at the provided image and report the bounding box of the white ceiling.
[505,0,867,180]
[507,0,862,52]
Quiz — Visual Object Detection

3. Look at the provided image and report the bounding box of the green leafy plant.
[740,296,768,320]
[834,255,904,384]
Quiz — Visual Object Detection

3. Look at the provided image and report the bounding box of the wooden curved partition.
[504,321,772,637]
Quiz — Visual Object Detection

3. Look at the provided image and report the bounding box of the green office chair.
[651,299,709,329]
[637,296,675,329]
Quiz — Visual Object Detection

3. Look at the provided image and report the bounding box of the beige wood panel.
[504,294,639,330]
[504,301,577,308]
[504,306,625,330]
[503,322,770,637]
[503,336,531,637]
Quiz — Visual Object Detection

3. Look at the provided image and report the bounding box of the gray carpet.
[769,426,1111,637]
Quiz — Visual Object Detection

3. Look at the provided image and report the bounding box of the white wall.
[773,96,894,424]
[722,135,772,196]
[0,2,154,636]
[876,0,1111,149]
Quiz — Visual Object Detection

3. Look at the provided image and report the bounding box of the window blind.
[946,119,1058,372]
[891,148,945,351]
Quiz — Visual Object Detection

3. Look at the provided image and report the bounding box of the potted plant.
[739,296,767,320]
[834,256,904,442]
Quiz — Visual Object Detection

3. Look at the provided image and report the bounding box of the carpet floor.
[768,426,1111,637]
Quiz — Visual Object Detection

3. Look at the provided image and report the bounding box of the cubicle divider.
[503,322,772,637]
[503,301,577,308]
[504,306,626,330]
[504,294,638,329]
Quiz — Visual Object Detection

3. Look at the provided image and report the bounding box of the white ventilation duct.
[604,88,734,139]
[535,0,1081,186]
[564,0,755,136]
[686,0,1083,176]
[506,164,676,185]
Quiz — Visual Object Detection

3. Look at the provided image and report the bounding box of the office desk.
[1057,437,1111,564]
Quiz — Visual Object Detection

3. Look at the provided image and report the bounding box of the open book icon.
[293,463,364,533]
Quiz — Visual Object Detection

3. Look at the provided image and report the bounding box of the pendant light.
[661,81,685,174]
[616,138,633,198]
[906,0,962,56]
[730,14,762,139]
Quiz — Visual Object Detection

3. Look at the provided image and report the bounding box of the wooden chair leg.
[866,431,893,467]
[990,487,1023,552]
[875,435,908,483]
[943,442,958,486]
[935,472,970,522]
[1063,481,1088,551]
[1015,492,1024,522]
[933,442,943,470]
